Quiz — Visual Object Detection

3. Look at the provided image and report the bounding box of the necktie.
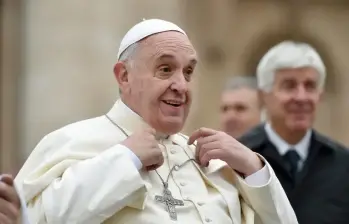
[284,149,300,180]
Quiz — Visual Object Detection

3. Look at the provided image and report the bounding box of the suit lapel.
[294,135,320,185]
[293,131,334,192]
[239,125,292,180]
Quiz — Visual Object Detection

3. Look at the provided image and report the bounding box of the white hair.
[256,40,326,92]
[118,42,139,67]
[117,42,140,94]
[224,76,258,92]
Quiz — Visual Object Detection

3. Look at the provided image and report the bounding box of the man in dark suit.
[239,40,349,224]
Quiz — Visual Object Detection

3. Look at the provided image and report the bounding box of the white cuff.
[116,144,143,170]
[244,165,270,187]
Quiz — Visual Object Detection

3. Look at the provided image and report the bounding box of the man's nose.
[171,73,188,94]
[225,111,239,122]
[294,86,308,101]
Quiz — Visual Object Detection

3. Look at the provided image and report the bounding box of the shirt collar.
[264,122,312,160]
[106,99,169,140]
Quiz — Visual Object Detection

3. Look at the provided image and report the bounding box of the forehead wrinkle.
[140,34,196,62]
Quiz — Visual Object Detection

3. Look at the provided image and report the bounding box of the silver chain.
[105,114,196,188]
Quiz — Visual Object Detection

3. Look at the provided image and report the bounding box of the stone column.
[0,0,23,173]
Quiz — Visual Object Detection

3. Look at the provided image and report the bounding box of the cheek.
[147,83,172,105]
[274,94,290,106]
[311,95,321,107]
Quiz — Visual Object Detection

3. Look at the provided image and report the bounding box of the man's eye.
[160,66,172,73]
[282,81,296,90]
[186,68,193,75]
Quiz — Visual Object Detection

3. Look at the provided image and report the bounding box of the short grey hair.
[256,40,326,92]
[117,42,140,95]
[118,42,139,66]
[224,76,258,92]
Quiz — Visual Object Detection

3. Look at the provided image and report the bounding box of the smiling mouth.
[163,100,183,107]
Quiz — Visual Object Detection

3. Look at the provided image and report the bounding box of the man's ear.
[113,62,129,91]
[257,89,266,107]
[318,89,325,102]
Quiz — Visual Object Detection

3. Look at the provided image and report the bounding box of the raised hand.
[188,127,263,176]
[121,128,164,171]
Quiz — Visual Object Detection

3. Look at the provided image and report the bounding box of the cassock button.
[170,149,176,154]
[180,182,186,186]
[174,165,180,171]
[205,217,212,222]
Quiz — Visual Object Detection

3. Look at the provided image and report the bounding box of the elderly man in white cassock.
[15,19,297,224]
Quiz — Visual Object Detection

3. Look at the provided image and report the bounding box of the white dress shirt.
[264,123,312,170]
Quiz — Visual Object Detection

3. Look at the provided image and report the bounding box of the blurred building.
[1,0,349,173]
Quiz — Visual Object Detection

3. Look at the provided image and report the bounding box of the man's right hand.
[121,128,164,171]
[0,174,21,224]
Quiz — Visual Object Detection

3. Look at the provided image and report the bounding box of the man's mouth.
[163,100,183,107]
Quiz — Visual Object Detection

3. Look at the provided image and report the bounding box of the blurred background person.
[220,76,262,138]
[239,41,349,224]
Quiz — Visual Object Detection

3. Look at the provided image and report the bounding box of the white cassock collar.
[106,99,169,140]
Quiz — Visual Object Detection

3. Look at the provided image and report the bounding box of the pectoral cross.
[155,184,184,221]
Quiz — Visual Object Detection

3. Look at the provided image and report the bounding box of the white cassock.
[15,99,297,224]
[18,187,31,224]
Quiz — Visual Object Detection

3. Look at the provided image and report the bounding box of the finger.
[200,149,225,167]
[0,182,20,208]
[144,127,156,136]
[0,175,14,186]
[145,156,164,171]
[147,149,164,171]
[156,152,165,168]
[0,197,19,221]
[188,127,217,145]
[0,212,12,224]
[195,135,217,161]
[195,135,218,162]
[198,141,221,164]
[194,137,201,162]
[145,164,159,171]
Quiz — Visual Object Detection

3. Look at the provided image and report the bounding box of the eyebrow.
[156,54,198,65]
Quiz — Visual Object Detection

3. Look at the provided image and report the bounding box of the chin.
[159,118,186,134]
[287,120,311,132]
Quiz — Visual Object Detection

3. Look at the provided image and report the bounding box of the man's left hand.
[188,127,263,176]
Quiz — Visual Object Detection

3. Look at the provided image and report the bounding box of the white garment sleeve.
[244,164,270,187]
[124,146,143,170]
[30,144,147,224]
[237,155,298,224]
[19,190,30,224]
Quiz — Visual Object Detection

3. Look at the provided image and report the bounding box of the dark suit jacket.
[238,124,349,224]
